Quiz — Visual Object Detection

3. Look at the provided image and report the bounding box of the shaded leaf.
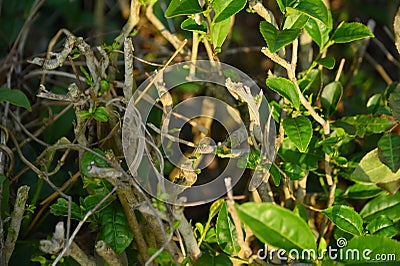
[315,56,335,69]
[236,202,317,254]
[304,18,330,48]
[0,87,32,111]
[213,0,246,23]
[212,18,231,53]
[283,116,313,152]
[378,134,400,172]
[322,205,363,236]
[360,192,400,222]
[194,253,233,266]
[351,149,400,184]
[181,18,207,33]
[266,77,300,110]
[389,84,400,122]
[216,202,240,255]
[339,115,394,137]
[81,148,108,178]
[50,198,83,221]
[321,81,343,116]
[366,94,383,114]
[99,205,134,254]
[260,21,301,53]
[332,22,374,43]
[298,69,321,95]
[165,0,202,17]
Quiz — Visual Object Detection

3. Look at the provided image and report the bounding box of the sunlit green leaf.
[283,11,309,29]
[260,21,301,53]
[304,18,330,48]
[50,198,83,221]
[322,205,363,236]
[351,149,400,184]
[332,22,374,43]
[340,236,400,263]
[366,215,400,237]
[282,162,305,180]
[360,192,400,222]
[213,0,246,23]
[283,116,313,152]
[344,183,383,199]
[216,202,240,255]
[277,0,297,13]
[236,202,317,255]
[212,18,231,53]
[181,18,207,33]
[165,0,202,17]
[290,0,332,29]
[266,77,300,110]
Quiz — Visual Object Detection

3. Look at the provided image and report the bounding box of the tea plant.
[0,0,400,265]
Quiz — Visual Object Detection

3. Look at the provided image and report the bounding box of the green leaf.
[148,248,176,266]
[366,215,400,237]
[298,69,321,95]
[165,0,202,17]
[212,18,231,53]
[50,198,83,221]
[344,183,383,199]
[321,81,343,116]
[339,115,394,137]
[360,192,400,222]
[291,0,332,29]
[93,106,109,122]
[351,149,400,184]
[266,77,300,110]
[194,253,233,266]
[276,0,297,12]
[270,163,281,186]
[260,21,301,53]
[213,0,246,23]
[209,198,225,221]
[378,134,400,172]
[283,11,309,29]
[315,55,335,69]
[304,18,330,48]
[0,87,32,111]
[283,116,313,152]
[332,22,374,43]
[81,148,108,178]
[388,84,400,122]
[181,18,207,33]
[99,205,134,254]
[216,202,240,255]
[282,162,306,180]
[366,93,383,114]
[340,236,400,263]
[236,202,317,254]
[322,205,363,236]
